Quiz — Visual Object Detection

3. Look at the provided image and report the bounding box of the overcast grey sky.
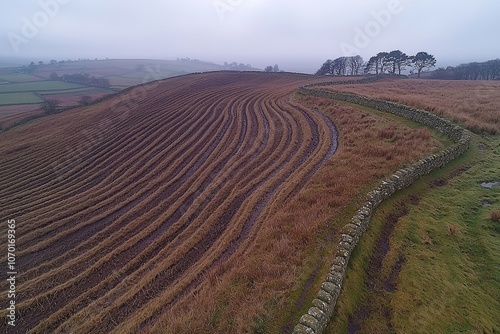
[1,0,499,73]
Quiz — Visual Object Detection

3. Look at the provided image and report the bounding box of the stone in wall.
[293,81,470,334]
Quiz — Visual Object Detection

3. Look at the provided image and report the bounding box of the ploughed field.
[0,72,339,333]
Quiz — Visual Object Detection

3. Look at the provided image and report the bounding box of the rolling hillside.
[0,72,467,333]
[0,72,338,333]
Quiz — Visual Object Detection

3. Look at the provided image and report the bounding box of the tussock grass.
[326,93,500,333]
[0,73,346,333]
[490,209,500,222]
[0,73,452,333]
[328,79,500,135]
[148,94,443,333]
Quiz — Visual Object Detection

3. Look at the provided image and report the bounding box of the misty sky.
[1,0,499,73]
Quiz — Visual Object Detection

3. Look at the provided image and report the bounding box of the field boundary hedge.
[293,79,471,334]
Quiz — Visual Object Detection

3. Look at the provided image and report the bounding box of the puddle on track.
[481,181,500,188]
[482,200,492,207]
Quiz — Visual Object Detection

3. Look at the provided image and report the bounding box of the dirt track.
[0,72,338,333]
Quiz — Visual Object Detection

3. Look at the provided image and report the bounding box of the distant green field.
[0,59,245,111]
[40,87,103,95]
[0,92,43,105]
[0,81,86,93]
[0,73,44,83]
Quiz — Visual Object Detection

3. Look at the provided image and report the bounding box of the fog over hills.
[1,1,499,73]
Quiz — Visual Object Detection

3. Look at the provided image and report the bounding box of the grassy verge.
[0,73,44,82]
[39,87,110,95]
[262,95,450,333]
[327,134,500,333]
[0,92,44,105]
[0,80,86,93]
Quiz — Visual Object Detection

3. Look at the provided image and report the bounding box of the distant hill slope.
[24,58,260,89]
[0,59,261,127]
[0,71,336,333]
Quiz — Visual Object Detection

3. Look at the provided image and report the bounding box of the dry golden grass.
[0,73,443,333]
[326,78,500,134]
[147,95,443,333]
[490,209,500,222]
[0,72,341,333]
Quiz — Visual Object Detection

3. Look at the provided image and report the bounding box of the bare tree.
[348,55,364,75]
[332,57,348,75]
[43,99,60,114]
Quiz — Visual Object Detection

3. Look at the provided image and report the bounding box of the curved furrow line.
[17,89,256,332]
[279,102,338,202]
[16,107,227,270]
[15,87,258,280]
[39,89,278,334]
[125,89,337,331]
[84,91,302,331]
[0,82,225,199]
[10,85,250,237]
[14,105,222,260]
[116,93,261,250]
[15,88,258,298]
[0,89,223,212]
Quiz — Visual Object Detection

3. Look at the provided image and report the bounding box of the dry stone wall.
[293,81,471,334]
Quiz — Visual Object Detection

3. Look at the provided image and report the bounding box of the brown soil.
[348,199,411,334]
[0,72,338,333]
[430,165,471,188]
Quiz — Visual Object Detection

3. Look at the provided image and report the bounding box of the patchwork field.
[0,75,115,129]
[1,72,497,333]
[0,72,338,333]
[0,59,234,129]
[31,59,227,88]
